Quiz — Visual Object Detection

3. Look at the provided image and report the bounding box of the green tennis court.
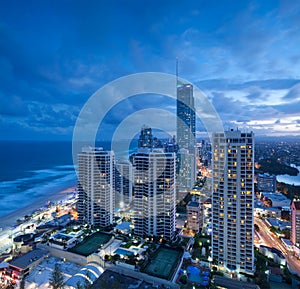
[69,232,112,256]
[144,247,182,280]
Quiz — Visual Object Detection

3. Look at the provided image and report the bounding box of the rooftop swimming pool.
[53,233,72,241]
[114,248,134,256]
[186,266,209,285]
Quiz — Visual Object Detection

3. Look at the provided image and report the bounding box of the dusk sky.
[1,0,300,140]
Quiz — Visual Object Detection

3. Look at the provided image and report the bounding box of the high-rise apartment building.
[77,147,115,227]
[212,130,255,276]
[291,200,300,250]
[115,160,133,209]
[132,148,176,240]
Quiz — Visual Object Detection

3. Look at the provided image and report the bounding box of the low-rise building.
[260,192,291,208]
[254,206,281,218]
[259,245,286,266]
[7,248,49,280]
[257,173,276,193]
[265,218,291,231]
[268,267,283,283]
[213,275,259,289]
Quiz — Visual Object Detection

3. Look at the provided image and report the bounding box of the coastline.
[0,183,77,230]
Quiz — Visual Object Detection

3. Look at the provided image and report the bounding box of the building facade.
[115,160,133,209]
[176,83,196,192]
[77,147,115,227]
[177,148,196,191]
[212,130,255,276]
[291,200,300,249]
[132,149,176,240]
[138,125,153,148]
[176,83,196,151]
[187,201,203,233]
[257,173,276,193]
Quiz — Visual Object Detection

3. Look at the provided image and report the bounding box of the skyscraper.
[132,148,176,240]
[77,147,115,227]
[212,130,255,276]
[177,148,196,191]
[176,83,196,151]
[176,83,196,191]
[138,125,153,148]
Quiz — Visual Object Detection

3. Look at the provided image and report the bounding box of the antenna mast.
[176,57,178,87]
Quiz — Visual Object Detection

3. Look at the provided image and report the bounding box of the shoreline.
[0,183,77,230]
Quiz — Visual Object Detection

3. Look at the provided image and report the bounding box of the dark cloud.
[0,0,300,139]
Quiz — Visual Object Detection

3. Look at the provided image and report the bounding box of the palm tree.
[49,264,65,289]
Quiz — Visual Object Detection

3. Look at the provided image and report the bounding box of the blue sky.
[0,0,300,140]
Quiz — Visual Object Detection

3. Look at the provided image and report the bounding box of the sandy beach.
[0,184,77,230]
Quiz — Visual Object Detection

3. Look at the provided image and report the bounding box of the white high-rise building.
[212,130,255,276]
[77,147,115,228]
[132,149,176,240]
[115,160,133,209]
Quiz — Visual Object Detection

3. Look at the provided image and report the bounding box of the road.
[255,218,300,276]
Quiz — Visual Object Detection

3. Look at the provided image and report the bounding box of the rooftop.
[91,269,166,289]
[213,275,259,289]
[262,192,289,201]
[187,201,200,208]
[65,262,104,288]
[26,256,82,289]
[9,248,48,270]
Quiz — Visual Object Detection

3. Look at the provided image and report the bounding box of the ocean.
[0,140,138,218]
[0,141,77,217]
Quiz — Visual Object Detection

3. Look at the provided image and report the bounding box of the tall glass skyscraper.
[212,130,255,276]
[176,83,196,191]
[176,83,196,151]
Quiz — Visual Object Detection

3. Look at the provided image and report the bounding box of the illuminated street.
[255,218,300,276]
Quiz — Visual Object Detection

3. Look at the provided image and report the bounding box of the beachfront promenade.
[0,189,76,255]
